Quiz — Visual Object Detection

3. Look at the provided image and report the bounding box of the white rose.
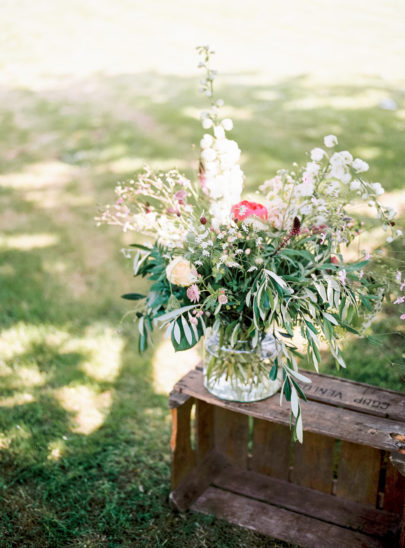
[221,118,233,131]
[352,158,369,173]
[310,148,325,161]
[166,257,198,287]
[324,134,338,148]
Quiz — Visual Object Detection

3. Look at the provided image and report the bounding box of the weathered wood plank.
[291,432,335,493]
[298,370,405,421]
[213,467,400,540]
[187,364,405,421]
[336,441,381,506]
[251,419,290,480]
[214,407,249,468]
[170,397,196,489]
[192,486,388,548]
[174,369,404,453]
[169,450,228,512]
[196,400,214,463]
[384,459,405,516]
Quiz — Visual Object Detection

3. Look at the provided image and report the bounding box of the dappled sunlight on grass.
[78,325,124,382]
[54,385,113,435]
[0,233,59,250]
[0,161,80,190]
[47,439,66,461]
[152,337,201,395]
[0,392,35,408]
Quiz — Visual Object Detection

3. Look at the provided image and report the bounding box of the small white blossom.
[370,182,384,196]
[221,118,233,131]
[310,148,325,161]
[324,135,338,148]
[352,158,369,173]
[214,125,225,139]
[202,118,213,129]
[350,180,361,191]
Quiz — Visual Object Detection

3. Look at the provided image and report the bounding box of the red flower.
[231,200,268,221]
[331,256,339,264]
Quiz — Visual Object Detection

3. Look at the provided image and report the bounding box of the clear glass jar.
[203,329,283,402]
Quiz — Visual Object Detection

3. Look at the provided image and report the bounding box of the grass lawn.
[0,1,404,546]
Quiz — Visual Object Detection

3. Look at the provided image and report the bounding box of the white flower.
[340,151,353,164]
[200,148,216,162]
[214,125,225,139]
[350,180,361,191]
[396,229,403,237]
[370,182,384,196]
[216,99,224,107]
[300,203,313,215]
[310,148,325,161]
[200,134,214,149]
[352,158,369,173]
[324,135,338,148]
[221,118,233,131]
[295,181,314,197]
[202,118,213,129]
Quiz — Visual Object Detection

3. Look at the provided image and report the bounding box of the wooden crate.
[169,367,405,548]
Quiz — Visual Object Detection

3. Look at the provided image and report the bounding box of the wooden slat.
[192,486,388,548]
[169,450,228,512]
[213,467,400,540]
[174,369,404,453]
[170,397,196,489]
[251,419,290,480]
[384,459,405,516]
[299,370,405,421]
[214,407,249,468]
[336,441,381,506]
[291,432,335,493]
[196,400,214,463]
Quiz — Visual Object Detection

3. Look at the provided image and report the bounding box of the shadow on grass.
[0,71,404,546]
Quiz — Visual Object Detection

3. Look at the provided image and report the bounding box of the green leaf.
[283,378,291,401]
[121,293,146,300]
[269,363,278,381]
[181,315,193,346]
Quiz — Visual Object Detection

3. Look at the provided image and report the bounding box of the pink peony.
[186,284,200,303]
[231,200,268,222]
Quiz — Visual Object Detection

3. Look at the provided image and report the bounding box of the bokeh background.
[0,1,404,546]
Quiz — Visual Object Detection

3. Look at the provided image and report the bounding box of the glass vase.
[203,329,283,402]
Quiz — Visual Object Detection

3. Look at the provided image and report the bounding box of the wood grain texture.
[213,467,400,541]
[214,407,249,468]
[169,450,228,512]
[174,369,404,453]
[384,458,405,516]
[192,486,388,548]
[251,419,290,480]
[196,400,214,463]
[298,369,405,421]
[291,432,335,493]
[336,441,382,506]
[170,397,196,489]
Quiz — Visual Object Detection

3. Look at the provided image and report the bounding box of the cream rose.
[166,257,198,287]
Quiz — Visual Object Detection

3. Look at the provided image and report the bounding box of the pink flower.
[401,314,405,320]
[218,293,228,305]
[359,270,364,279]
[186,284,200,303]
[396,271,402,282]
[174,190,188,202]
[394,296,405,304]
[231,200,268,222]
[331,256,339,265]
[339,269,347,285]
[190,316,198,325]
[365,252,371,261]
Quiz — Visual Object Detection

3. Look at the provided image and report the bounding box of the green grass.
[0,2,405,546]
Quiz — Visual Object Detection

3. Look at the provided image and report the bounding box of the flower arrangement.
[97,46,403,441]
